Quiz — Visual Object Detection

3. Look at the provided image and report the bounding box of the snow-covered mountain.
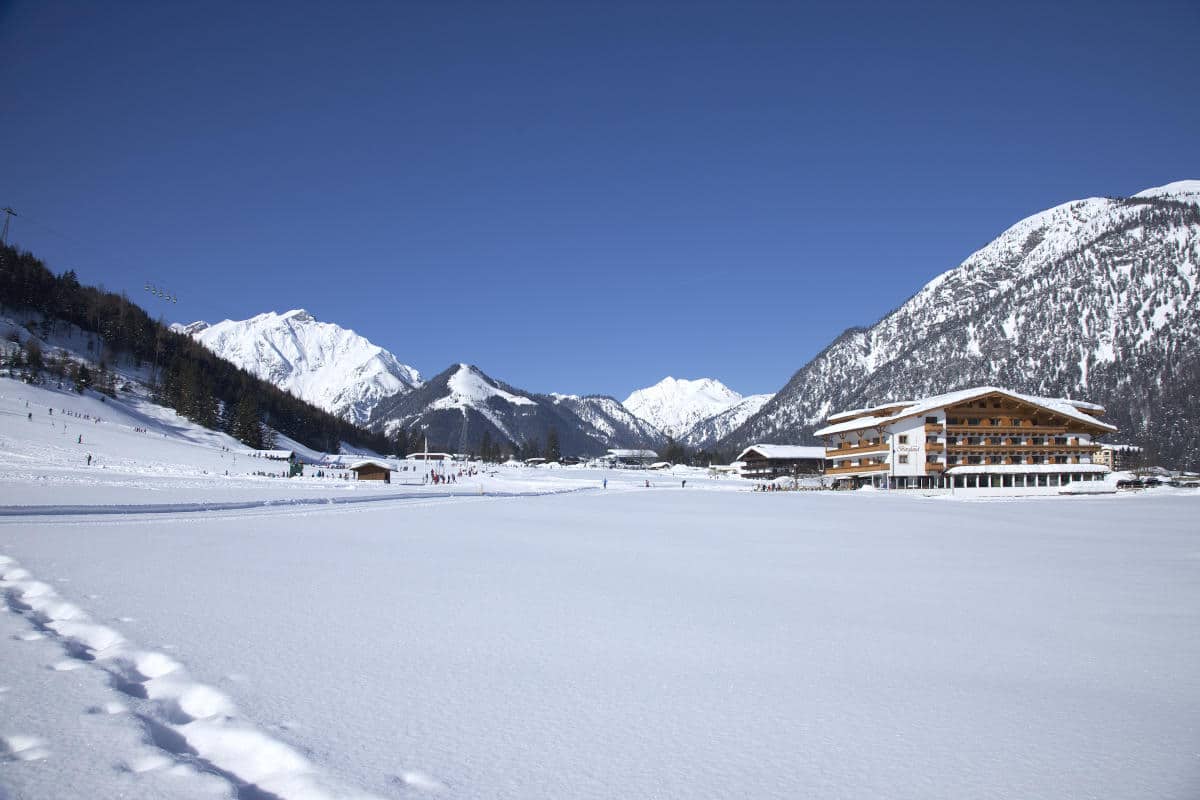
[549,394,667,451]
[623,377,746,438]
[681,393,773,449]
[722,180,1200,469]
[370,364,662,456]
[177,310,421,426]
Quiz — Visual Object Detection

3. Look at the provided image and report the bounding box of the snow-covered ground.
[1,378,1198,799]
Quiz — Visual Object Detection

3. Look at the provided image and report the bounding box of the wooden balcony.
[925,462,945,472]
[925,441,945,451]
[824,462,889,476]
[924,423,942,434]
[827,441,888,457]
[947,444,1098,454]
[946,424,1068,435]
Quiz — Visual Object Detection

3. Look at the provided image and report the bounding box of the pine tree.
[546,427,561,462]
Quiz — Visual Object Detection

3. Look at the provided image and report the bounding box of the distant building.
[349,460,392,483]
[406,452,453,461]
[815,386,1116,492]
[734,445,827,480]
[1094,444,1143,471]
[601,449,659,468]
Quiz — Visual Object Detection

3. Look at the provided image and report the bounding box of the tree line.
[0,243,392,454]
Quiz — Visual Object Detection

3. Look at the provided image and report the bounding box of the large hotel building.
[814,387,1117,492]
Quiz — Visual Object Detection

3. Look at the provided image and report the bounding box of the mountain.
[369,364,662,457]
[179,310,421,426]
[721,180,1200,469]
[681,393,773,449]
[548,394,667,451]
[623,377,744,438]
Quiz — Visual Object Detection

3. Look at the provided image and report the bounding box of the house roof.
[814,386,1116,437]
[348,460,391,471]
[736,444,827,461]
[606,449,659,459]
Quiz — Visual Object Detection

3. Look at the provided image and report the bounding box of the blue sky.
[2,1,1197,398]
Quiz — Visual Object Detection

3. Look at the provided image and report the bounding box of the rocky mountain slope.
[721,180,1200,469]
[681,393,773,449]
[176,310,421,426]
[369,364,662,456]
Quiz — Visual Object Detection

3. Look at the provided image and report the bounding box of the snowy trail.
[0,553,383,799]
[0,485,595,518]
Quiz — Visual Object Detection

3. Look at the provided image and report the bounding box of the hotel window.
[989,418,1000,426]
[947,456,959,464]
[947,417,960,425]
[898,435,908,444]
[925,416,938,424]
[989,456,1002,464]
[898,455,909,464]
[1011,455,1023,464]
[968,418,980,426]
[967,456,982,464]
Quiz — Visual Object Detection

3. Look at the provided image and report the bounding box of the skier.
[602,478,607,489]
[681,479,687,488]
[86,453,92,466]
[77,434,82,444]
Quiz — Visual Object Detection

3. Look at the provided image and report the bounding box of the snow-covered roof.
[736,444,827,461]
[605,449,659,459]
[815,387,1116,437]
[826,401,916,424]
[946,463,1110,475]
[1097,443,1143,451]
[348,459,391,471]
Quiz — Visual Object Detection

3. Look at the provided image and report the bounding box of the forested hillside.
[0,244,391,454]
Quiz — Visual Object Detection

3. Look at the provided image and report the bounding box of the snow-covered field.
[1,378,1198,799]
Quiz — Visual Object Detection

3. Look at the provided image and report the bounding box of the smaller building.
[1094,444,1143,471]
[602,449,659,468]
[349,460,392,483]
[407,452,453,462]
[735,445,827,480]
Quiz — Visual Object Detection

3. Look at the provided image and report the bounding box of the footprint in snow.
[1,734,50,762]
[392,771,448,793]
[13,631,45,642]
[51,660,86,672]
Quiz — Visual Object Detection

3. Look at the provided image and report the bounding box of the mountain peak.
[623,376,744,437]
[184,310,421,425]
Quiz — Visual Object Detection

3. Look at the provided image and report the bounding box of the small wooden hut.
[349,460,392,483]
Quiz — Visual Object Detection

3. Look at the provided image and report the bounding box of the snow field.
[0,552,381,799]
[2,490,1198,799]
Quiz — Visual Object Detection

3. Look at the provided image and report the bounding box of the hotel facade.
[814,387,1117,494]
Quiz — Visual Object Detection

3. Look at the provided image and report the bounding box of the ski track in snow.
[0,552,392,800]
[0,486,594,518]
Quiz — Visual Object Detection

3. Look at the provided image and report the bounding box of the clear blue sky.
[2,1,1197,398]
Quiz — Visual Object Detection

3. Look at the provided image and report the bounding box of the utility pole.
[1,207,16,246]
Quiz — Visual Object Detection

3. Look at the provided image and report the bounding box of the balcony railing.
[827,441,888,456]
[825,462,889,475]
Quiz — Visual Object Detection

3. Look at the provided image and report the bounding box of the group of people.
[754,483,786,492]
